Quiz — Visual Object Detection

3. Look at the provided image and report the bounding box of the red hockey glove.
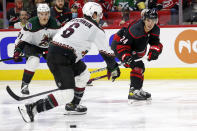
[122,55,133,65]
[148,44,163,61]
[13,48,23,62]
[121,53,137,68]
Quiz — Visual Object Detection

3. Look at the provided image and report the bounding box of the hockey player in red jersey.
[111,9,163,103]
[18,2,120,122]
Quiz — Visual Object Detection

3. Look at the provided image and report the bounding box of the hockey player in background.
[111,9,163,103]
[18,2,120,122]
[13,3,61,95]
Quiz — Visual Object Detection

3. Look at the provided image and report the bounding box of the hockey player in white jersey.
[18,2,120,122]
[13,3,61,95]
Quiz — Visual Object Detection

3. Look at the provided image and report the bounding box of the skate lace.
[133,90,147,97]
[133,90,141,96]
[140,89,147,95]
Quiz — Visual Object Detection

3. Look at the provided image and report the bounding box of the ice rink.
[0,80,197,131]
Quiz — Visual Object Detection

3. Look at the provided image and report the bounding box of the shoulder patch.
[26,22,32,30]
[56,19,61,26]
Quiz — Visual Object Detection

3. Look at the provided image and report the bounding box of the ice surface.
[0,80,197,131]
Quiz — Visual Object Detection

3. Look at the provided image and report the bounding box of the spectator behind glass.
[69,0,85,8]
[148,0,179,25]
[71,4,79,19]
[113,8,134,27]
[50,0,72,26]
[14,10,29,29]
[113,0,136,12]
[97,0,113,19]
[97,0,113,13]
[69,0,84,18]
[119,8,130,26]
[7,0,24,28]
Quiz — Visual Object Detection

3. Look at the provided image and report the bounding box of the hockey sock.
[35,94,58,113]
[22,69,35,84]
[71,87,85,105]
[130,68,144,90]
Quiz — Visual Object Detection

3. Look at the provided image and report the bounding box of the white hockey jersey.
[15,16,61,49]
[52,18,115,62]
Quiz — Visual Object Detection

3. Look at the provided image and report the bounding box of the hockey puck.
[70,125,77,128]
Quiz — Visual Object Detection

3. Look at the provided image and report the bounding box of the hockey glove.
[123,55,133,65]
[107,64,120,82]
[147,44,163,61]
[13,48,23,62]
[122,54,137,68]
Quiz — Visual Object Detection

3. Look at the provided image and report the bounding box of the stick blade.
[6,85,21,101]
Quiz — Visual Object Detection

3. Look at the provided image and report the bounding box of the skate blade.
[64,111,87,115]
[128,98,152,105]
[18,106,31,123]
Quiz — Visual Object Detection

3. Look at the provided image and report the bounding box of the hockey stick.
[6,56,148,101]
[0,56,25,62]
[87,56,148,85]
[87,74,108,85]
[6,85,59,101]
[89,56,148,74]
[90,66,108,74]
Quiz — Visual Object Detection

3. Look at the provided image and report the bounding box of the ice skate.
[18,103,36,122]
[128,87,152,104]
[65,103,87,115]
[21,83,30,95]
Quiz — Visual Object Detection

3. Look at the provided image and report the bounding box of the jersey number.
[61,23,80,38]
[18,32,23,39]
[120,36,128,44]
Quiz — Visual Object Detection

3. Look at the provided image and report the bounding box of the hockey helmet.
[141,9,158,23]
[37,3,50,13]
[82,2,103,19]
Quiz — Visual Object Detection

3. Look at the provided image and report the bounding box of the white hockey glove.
[107,64,120,82]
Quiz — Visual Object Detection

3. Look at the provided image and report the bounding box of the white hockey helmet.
[37,3,50,13]
[82,2,103,19]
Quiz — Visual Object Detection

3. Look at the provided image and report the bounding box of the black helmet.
[143,9,158,20]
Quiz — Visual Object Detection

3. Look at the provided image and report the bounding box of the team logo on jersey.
[25,22,32,30]
[39,34,52,47]
[174,29,197,64]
